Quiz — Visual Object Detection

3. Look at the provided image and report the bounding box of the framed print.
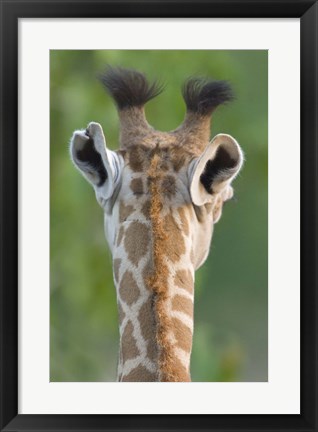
[0,1,317,431]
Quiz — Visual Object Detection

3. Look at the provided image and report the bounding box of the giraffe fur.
[70,67,243,382]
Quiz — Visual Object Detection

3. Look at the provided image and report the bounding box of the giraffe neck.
[113,240,158,381]
[113,240,195,382]
[147,155,195,382]
[112,155,196,381]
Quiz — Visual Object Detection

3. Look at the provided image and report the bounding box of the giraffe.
[70,67,243,382]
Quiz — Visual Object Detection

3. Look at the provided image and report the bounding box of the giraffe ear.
[70,122,123,204]
[189,134,243,206]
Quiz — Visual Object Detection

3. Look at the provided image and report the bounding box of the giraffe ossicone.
[70,67,244,382]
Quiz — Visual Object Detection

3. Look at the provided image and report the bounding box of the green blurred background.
[50,50,267,382]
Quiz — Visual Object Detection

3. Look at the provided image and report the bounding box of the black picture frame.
[0,1,317,431]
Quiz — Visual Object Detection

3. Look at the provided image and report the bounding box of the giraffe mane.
[147,154,175,381]
[146,153,190,382]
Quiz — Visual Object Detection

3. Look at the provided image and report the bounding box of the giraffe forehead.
[119,142,196,209]
[126,142,193,173]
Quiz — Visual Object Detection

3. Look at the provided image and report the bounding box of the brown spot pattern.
[161,161,169,171]
[119,145,196,381]
[122,365,158,382]
[129,146,145,172]
[141,200,151,219]
[124,221,150,266]
[113,258,121,283]
[161,175,176,199]
[119,201,134,222]
[142,259,154,291]
[171,295,193,317]
[117,302,125,325]
[174,269,194,294]
[172,317,193,353]
[164,213,186,263]
[130,177,144,196]
[138,295,158,362]
[119,270,140,305]
[116,226,125,246]
[171,153,186,172]
[121,321,140,363]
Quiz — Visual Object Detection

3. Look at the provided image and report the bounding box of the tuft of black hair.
[75,135,107,187]
[98,66,163,110]
[200,146,238,194]
[182,77,234,116]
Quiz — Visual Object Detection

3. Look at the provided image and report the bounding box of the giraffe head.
[70,67,243,382]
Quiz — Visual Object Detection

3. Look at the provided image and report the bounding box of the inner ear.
[74,133,108,187]
[189,134,243,206]
[200,144,239,194]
